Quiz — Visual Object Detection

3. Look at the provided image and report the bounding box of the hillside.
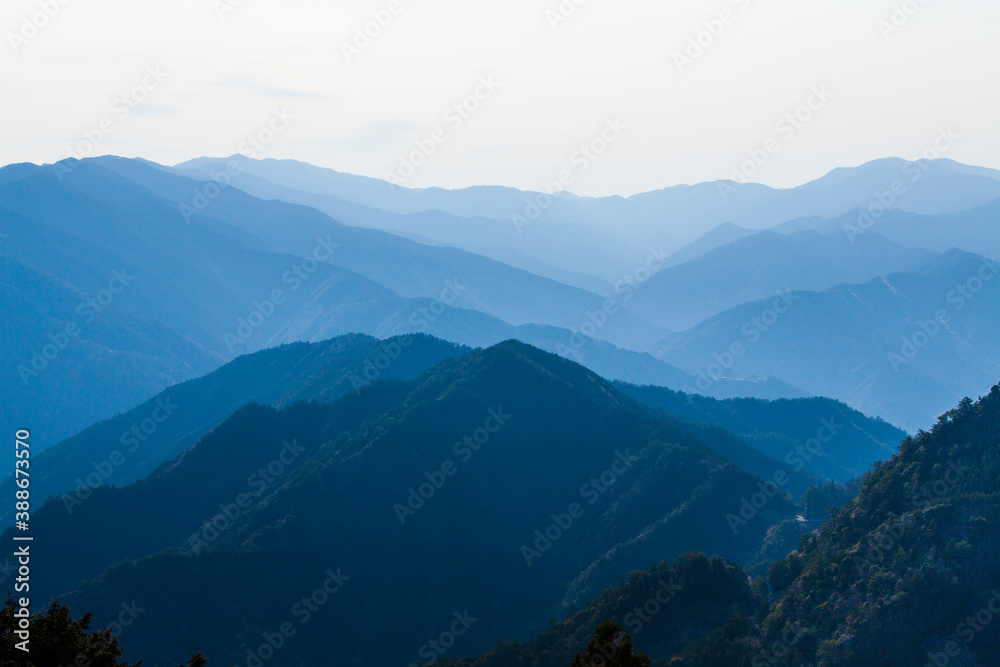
[681,384,1000,665]
[0,160,517,451]
[441,385,1000,666]
[439,552,765,667]
[12,342,799,666]
[618,383,907,482]
[0,334,467,525]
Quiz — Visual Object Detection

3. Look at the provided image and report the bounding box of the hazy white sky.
[3,0,998,196]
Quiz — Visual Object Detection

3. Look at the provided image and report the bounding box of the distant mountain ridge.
[772,195,1000,261]
[618,383,906,483]
[628,229,934,331]
[3,149,999,667]
[0,157,671,452]
[3,155,996,450]
[174,155,1000,251]
[656,249,1000,432]
[173,156,627,289]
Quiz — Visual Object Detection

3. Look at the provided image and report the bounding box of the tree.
[570,620,651,667]
[1,596,138,666]
[1,597,208,666]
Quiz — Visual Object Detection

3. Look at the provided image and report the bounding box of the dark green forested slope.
[678,386,1000,665]
[29,341,798,666]
[446,386,1000,667]
[0,333,467,524]
[618,383,906,483]
[439,552,766,667]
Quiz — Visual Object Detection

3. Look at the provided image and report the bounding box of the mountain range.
[441,383,1000,666]
[656,248,1000,432]
[13,342,806,665]
[176,154,1000,259]
[6,155,1000,454]
[3,152,1000,665]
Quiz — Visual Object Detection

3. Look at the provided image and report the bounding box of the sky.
[2,0,998,197]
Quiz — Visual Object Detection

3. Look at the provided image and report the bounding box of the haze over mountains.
[656,249,1000,432]
[3,156,998,446]
[628,229,935,331]
[3,152,1000,665]
[0,332,904,526]
[6,153,998,444]
[0,342,858,665]
[8,0,1000,661]
[3,156,668,452]
[177,154,1000,257]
